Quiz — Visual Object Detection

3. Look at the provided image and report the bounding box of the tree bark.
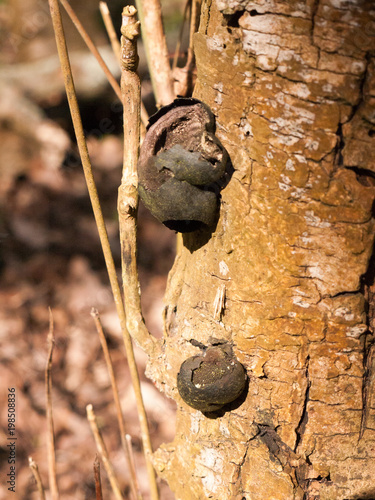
[148,1,375,498]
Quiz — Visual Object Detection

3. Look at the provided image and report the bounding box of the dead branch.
[45,309,59,500]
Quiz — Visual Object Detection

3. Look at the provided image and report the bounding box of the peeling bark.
[148,1,375,498]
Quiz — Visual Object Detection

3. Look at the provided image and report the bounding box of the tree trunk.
[148,1,375,498]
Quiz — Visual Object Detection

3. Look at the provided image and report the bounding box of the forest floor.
[0,1,181,497]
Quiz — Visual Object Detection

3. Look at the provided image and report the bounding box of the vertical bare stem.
[58,0,122,102]
[45,309,59,500]
[135,0,174,106]
[186,0,200,71]
[29,457,46,500]
[91,308,142,500]
[172,0,199,96]
[118,9,144,338]
[118,7,159,500]
[93,455,104,500]
[99,1,121,60]
[189,0,200,54]
[99,1,149,129]
[87,405,124,500]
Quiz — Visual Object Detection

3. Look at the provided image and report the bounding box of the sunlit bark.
[149,1,375,498]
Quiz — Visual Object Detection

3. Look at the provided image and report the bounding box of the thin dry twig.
[99,0,149,130]
[29,457,46,500]
[125,434,139,493]
[91,308,142,500]
[186,0,200,84]
[118,7,159,500]
[93,455,104,500]
[59,0,122,102]
[135,0,174,106]
[99,1,121,60]
[119,8,143,336]
[87,405,123,500]
[45,309,59,500]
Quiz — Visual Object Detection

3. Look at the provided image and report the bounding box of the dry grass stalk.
[99,1,121,60]
[47,0,158,496]
[93,455,104,500]
[58,0,122,102]
[91,308,142,500]
[87,405,124,500]
[135,0,174,106]
[45,309,59,500]
[118,7,159,500]
[29,457,46,500]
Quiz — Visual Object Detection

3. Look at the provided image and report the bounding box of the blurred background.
[0,0,186,497]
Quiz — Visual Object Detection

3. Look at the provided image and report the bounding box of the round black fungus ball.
[177,344,247,412]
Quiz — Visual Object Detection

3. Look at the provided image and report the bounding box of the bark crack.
[345,52,371,123]
[359,342,375,440]
[236,441,250,496]
[206,0,213,35]
[294,355,310,453]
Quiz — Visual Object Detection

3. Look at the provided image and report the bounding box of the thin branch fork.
[172,0,191,71]
[29,457,46,500]
[172,0,199,96]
